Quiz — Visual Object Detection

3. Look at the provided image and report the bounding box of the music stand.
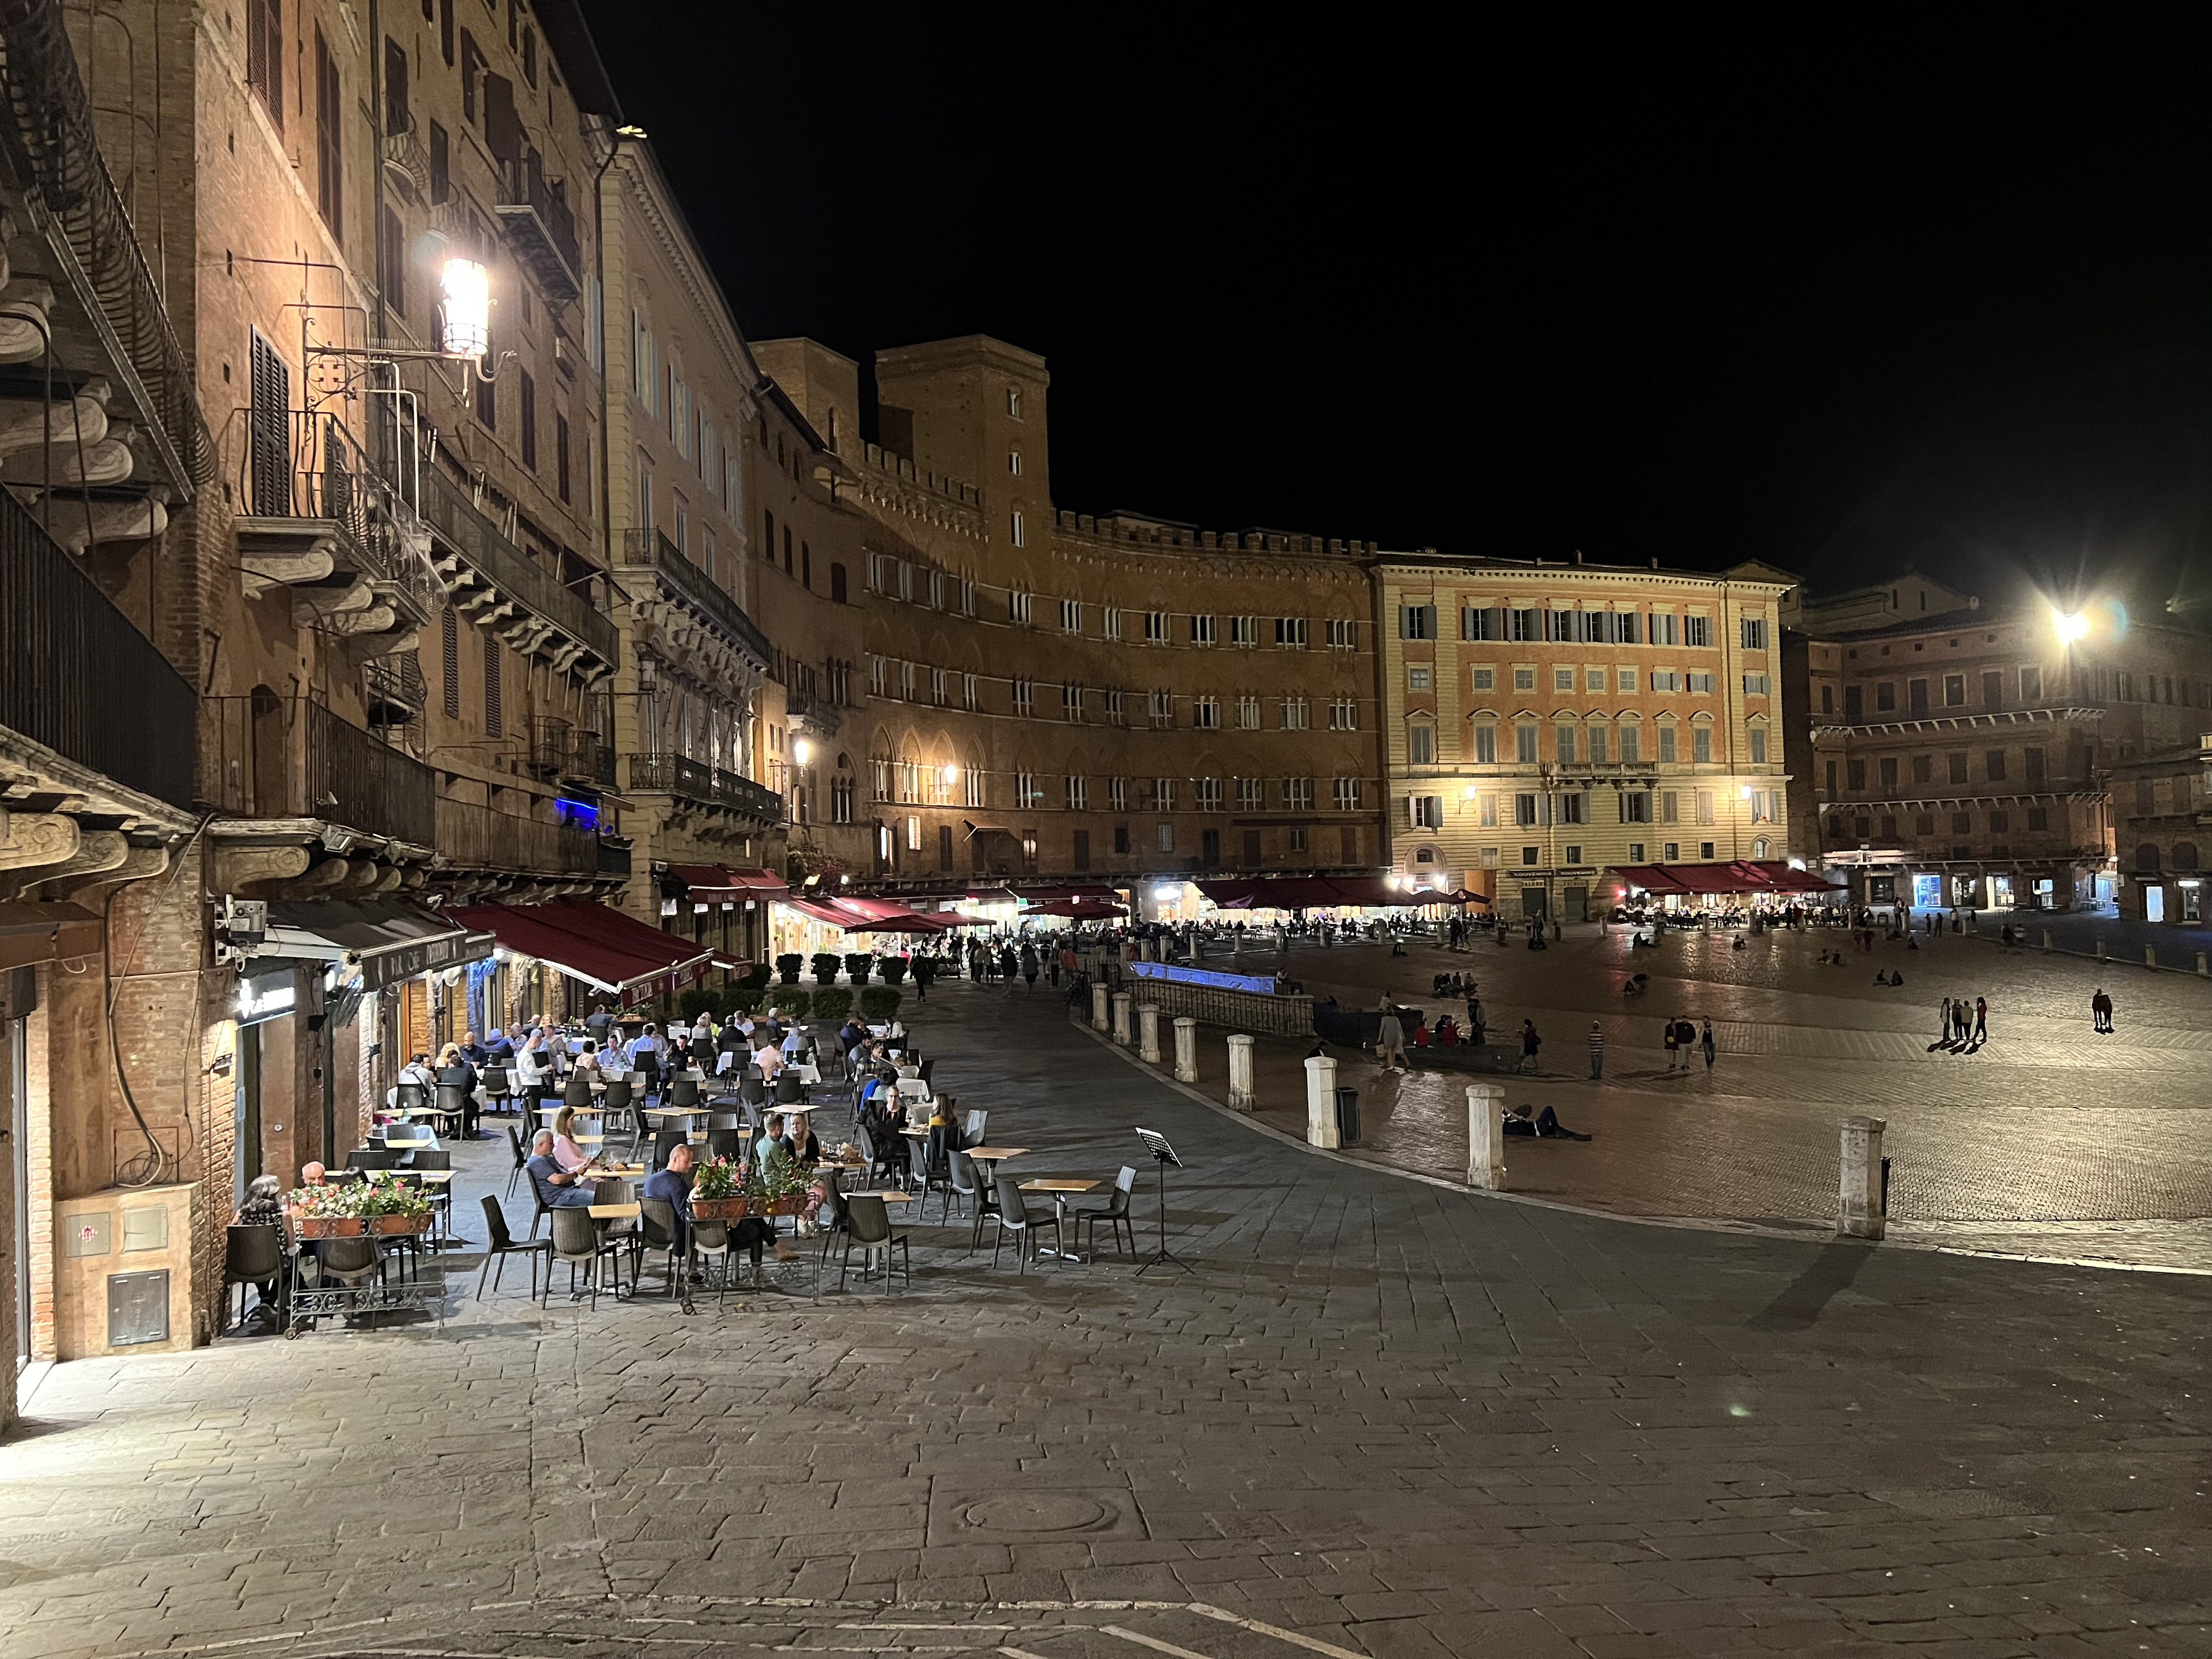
[1134,1127,1190,1275]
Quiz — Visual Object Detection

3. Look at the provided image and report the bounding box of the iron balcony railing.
[597,836,632,878]
[0,0,213,492]
[422,465,615,663]
[625,752,785,822]
[531,716,614,787]
[200,695,437,846]
[434,796,599,876]
[493,155,581,302]
[616,529,772,667]
[243,409,401,572]
[0,478,194,808]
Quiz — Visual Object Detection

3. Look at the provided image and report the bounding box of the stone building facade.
[1374,554,1795,922]
[2100,738,2210,926]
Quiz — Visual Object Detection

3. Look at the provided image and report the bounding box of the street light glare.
[439,258,489,358]
[2052,607,2089,644]
[791,739,811,765]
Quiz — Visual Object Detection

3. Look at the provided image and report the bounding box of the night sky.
[575,10,2212,614]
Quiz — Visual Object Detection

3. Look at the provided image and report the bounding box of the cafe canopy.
[1194,875,1432,910]
[1609,860,1844,898]
[447,899,719,997]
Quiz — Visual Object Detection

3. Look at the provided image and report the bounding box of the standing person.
[1520,1018,1542,1072]
[1587,1020,1605,1081]
[1700,1019,1717,1071]
[1662,1017,1681,1071]
[1939,997,1954,1042]
[1374,995,1408,1073]
[2091,988,2111,1032]
[1020,943,1039,992]
[912,953,935,1001]
[1974,995,1987,1042]
[1465,993,1486,1049]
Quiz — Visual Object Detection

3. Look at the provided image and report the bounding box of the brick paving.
[0,977,2208,1658]
[1229,926,2212,1269]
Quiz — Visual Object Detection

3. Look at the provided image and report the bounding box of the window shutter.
[483,633,503,737]
[441,609,460,717]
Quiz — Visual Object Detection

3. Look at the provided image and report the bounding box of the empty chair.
[350,1147,398,1171]
[739,1073,768,1109]
[708,1110,741,1130]
[690,1217,734,1305]
[1075,1166,1139,1260]
[963,1109,988,1146]
[221,1223,283,1334]
[505,1123,531,1199]
[670,1075,701,1108]
[545,1206,613,1308]
[312,1234,384,1327]
[945,1149,984,1234]
[991,1172,1060,1274]
[476,1193,551,1299]
[706,1127,744,1162]
[773,1070,804,1106]
[917,1057,935,1088]
[562,1076,593,1108]
[838,1194,909,1292]
[637,1199,685,1298]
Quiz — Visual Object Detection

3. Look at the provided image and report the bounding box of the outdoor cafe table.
[1021,1178,1100,1261]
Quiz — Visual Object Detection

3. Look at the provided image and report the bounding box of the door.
[234,1024,263,1207]
[1072,829,1089,871]
[12,1018,27,1373]
[1908,679,1929,714]
[1201,828,1220,868]
[1521,886,1548,922]
[1982,670,2004,711]
[1242,830,1261,867]
[1562,884,1589,922]
[2146,884,2166,923]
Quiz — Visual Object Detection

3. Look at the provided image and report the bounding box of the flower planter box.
[689,1197,751,1220]
[368,1214,433,1236]
[292,1214,367,1239]
[764,1194,806,1217]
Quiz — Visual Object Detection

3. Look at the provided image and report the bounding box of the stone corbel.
[0,812,79,872]
[210,843,311,891]
[22,828,128,894]
[290,574,375,628]
[241,533,339,597]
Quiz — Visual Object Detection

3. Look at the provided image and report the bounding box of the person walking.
[1662,1017,1681,1072]
[1973,995,1987,1042]
[1700,1018,1717,1072]
[1520,1018,1542,1073]
[2091,988,2113,1033]
[1588,1020,1605,1081]
[1939,997,1954,1042]
[1374,995,1409,1073]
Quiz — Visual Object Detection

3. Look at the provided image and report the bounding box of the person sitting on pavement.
[1502,1102,1590,1140]
[1433,1016,1460,1047]
[526,1130,598,1209]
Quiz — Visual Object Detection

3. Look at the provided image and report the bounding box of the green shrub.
[809,987,854,1022]
[765,989,811,1020]
[774,953,803,986]
[843,952,875,984]
[678,988,716,1022]
[879,956,909,985]
[726,989,764,1015]
[858,986,901,1022]
[739,963,772,992]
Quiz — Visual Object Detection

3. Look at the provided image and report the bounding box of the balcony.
[531,717,615,789]
[236,409,430,661]
[422,465,616,676]
[598,835,633,879]
[493,155,581,304]
[200,696,437,847]
[615,529,773,668]
[0,481,195,811]
[366,654,427,727]
[380,116,431,202]
[625,752,784,825]
[434,796,600,877]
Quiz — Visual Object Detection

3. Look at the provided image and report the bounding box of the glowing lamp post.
[440,259,490,359]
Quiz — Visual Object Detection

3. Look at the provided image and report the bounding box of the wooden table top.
[966,1147,1030,1161]
[1021,1178,1100,1193]
[410,1170,455,1185]
[849,1191,914,1203]
[588,1203,640,1220]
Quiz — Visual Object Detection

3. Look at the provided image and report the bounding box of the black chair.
[1075,1165,1139,1260]
[476,1194,551,1298]
[546,1206,613,1308]
[435,1081,473,1138]
[505,1123,531,1199]
[670,1076,701,1108]
[562,1076,593,1109]
[649,1128,686,1172]
[637,1198,686,1298]
[708,1112,741,1130]
[739,1074,768,1109]
[706,1128,744,1162]
[350,1147,398,1171]
[221,1224,283,1333]
[773,1070,803,1105]
[311,1234,385,1328]
[991,1172,1060,1274]
[839,1194,909,1292]
[395,1082,429,1116]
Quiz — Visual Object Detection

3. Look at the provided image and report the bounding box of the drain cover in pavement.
[928,1484,1146,1545]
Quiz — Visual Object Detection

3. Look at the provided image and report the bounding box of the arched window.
[2176,842,2200,870]
[1752,836,1770,859]
[1415,846,1437,864]
[2135,842,2162,873]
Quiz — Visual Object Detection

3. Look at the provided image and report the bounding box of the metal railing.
[200,695,436,844]
[434,795,598,875]
[493,155,581,300]
[0,0,213,491]
[616,529,772,666]
[422,466,615,662]
[242,408,395,565]
[0,479,193,808]
[625,752,785,821]
[532,716,613,786]
[597,836,632,878]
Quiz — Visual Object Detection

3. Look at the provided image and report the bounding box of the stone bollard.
[1228,1034,1257,1112]
[1137,1003,1161,1063]
[1465,1082,1505,1190]
[2147,946,2159,971]
[2042,929,2053,952]
[1111,992,1134,1046]
[1142,937,1157,962]
[1121,940,1135,963]
[2096,938,2107,963]
[2198,952,2208,979]
[1303,1052,1338,1146]
[1091,982,1110,1032]
[1837,1115,1887,1240]
[1173,1016,1198,1082]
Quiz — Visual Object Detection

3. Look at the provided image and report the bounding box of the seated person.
[1501,1102,1590,1141]
[459,1030,488,1065]
[754,1113,785,1167]
[1411,1019,1431,1047]
[397,1052,437,1089]
[754,1040,785,1082]
[525,1130,598,1209]
[232,1173,289,1323]
[643,1141,698,1254]
[783,1114,822,1165]
[1433,1016,1460,1047]
[780,1023,807,1058]
[550,1104,596,1172]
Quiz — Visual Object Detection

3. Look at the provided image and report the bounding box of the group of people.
[1937,995,1988,1047]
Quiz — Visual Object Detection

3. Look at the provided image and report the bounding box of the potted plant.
[811,951,843,987]
[288,1181,367,1238]
[752,1152,815,1217]
[843,952,874,985]
[688,1154,750,1220]
[879,956,909,986]
[858,986,902,1023]
[359,1174,434,1235]
[739,963,772,992]
[774,952,804,986]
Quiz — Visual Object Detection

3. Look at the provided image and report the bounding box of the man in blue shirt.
[643,1142,695,1253]
[526,1130,597,1209]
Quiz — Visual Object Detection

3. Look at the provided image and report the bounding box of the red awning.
[1194,875,1426,910]
[1021,899,1129,918]
[1609,864,1691,894]
[780,896,861,929]
[665,864,789,901]
[1740,862,1846,894]
[1011,884,1124,904]
[776,894,955,934]
[447,900,716,997]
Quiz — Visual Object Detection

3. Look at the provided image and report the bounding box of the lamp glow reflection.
[2052,607,2089,644]
[440,259,490,358]
[791,739,812,765]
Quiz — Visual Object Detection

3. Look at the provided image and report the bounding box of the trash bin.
[1334,1086,1360,1144]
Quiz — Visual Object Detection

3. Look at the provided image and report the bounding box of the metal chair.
[476,1193,551,1299]
[435,1082,472,1137]
[637,1199,685,1298]
[310,1234,384,1328]
[1075,1165,1139,1260]
[990,1172,1060,1274]
[838,1194,909,1292]
[221,1224,283,1333]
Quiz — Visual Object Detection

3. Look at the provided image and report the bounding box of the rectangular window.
[1015,771,1039,807]
[1009,589,1032,625]
[1398,604,1438,640]
[1275,616,1310,648]
[1653,726,1671,763]
[1558,791,1586,825]
[1985,749,2007,781]
[1651,670,1680,692]
[1333,777,1361,811]
[1743,674,1771,696]
[440,607,460,717]
[1650,612,1679,646]
[1585,667,1607,692]
[1410,795,1442,828]
[1553,667,1575,692]
[1409,725,1434,765]
[1062,682,1083,721]
[1948,752,1969,784]
[1696,790,1715,826]
[1191,613,1217,646]
[2027,805,2049,830]
[1192,697,1220,729]
[555,414,571,502]
[1554,725,1575,765]
[1515,793,1539,826]
[1473,724,1497,764]
[1230,614,1259,647]
[1944,673,1967,707]
[1692,725,1712,763]
[1740,615,1768,649]
[2020,664,2043,702]
[1150,690,1175,728]
[1660,791,1678,823]
[1057,598,1082,633]
[247,0,284,128]
[429,119,449,202]
[1472,667,1495,691]
[1684,614,1711,648]
[1408,666,1433,692]
[519,371,536,469]
[1686,671,1713,693]
[1281,695,1310,731]
[1327,618,1357,650]
[315,29,342,229]
[2025,746,2045,783]
[1235,776,1264,811]
[1012,680,1035,717]
[1236,693,1261,729]
[379,205,407,318]
[482,633,502,736]
[1507,607,1540,641]
[1144,610,1170,644]
[1010,510,1026,547]
[1749,727,1768,765]
[1284,776,1314,810]
[1522,846,1540,866]
[1067,775,1089,811]
[1514,667,1536,692]
[1157,821,1175,852]
[1462,605,1503,641]
[1621,791,1651,823]
[1590,724,1610,763]
[1515,724,1538,763]
[1880,757,1899,792]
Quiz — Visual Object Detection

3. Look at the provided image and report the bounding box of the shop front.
[660,864,782,980]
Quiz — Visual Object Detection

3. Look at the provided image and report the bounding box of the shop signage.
[358,930,493,993]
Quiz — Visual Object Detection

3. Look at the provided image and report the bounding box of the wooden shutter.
[248,333,290,517]
[483,633,502,736]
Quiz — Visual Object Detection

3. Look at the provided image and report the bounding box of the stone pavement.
[2,977,2210,1658]
[1211,927,2212,1271]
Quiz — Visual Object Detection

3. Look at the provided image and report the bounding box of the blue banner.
[1128,959,1276,995]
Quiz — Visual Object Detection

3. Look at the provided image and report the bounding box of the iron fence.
[200,695,435,844]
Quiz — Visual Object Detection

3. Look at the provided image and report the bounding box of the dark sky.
[574,9,2212,613]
